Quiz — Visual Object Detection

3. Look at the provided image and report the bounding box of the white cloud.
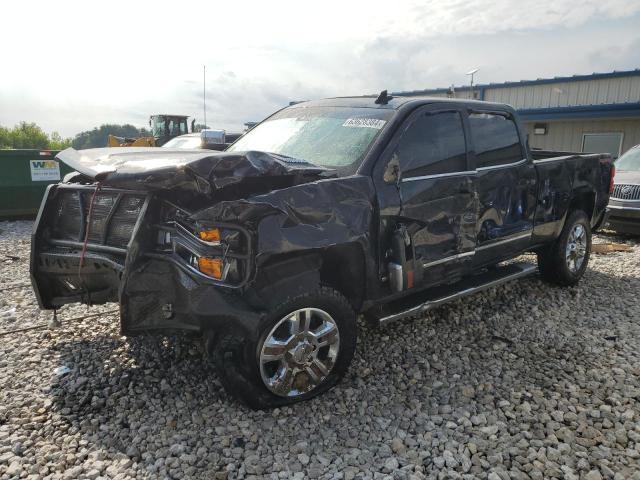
[0,0,638,137]
[403,0,640,35]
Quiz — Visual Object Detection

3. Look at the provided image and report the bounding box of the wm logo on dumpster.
[30,159,61,181]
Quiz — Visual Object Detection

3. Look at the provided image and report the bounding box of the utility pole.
[203,65,207,129]
[466,68,479,99]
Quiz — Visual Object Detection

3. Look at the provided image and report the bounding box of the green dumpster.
[0,149,73,217]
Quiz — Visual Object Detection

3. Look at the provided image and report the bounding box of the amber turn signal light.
[197,257,223,279]
[199,228,221,243]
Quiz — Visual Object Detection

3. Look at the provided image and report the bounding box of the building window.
[582,133,623,159]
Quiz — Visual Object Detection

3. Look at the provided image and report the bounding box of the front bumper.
[120,257,262,336]
[30,184,262,337]
[604,202,640,235]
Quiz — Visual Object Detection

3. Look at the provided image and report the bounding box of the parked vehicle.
[30,93,614,408]
[605,144,640,234]
[107,115,195,148]
[162,130,243,151]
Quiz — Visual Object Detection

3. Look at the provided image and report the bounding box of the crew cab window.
[395,111,467,178]
[469,113,523,168]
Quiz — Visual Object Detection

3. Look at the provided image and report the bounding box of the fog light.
[198,257,223,279]
[199,228,221,243]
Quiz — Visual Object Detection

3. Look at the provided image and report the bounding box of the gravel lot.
[1,219,639,480]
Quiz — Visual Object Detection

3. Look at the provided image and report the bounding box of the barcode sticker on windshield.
[342,118,386,129]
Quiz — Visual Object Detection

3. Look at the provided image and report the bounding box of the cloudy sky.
[1,0,639,137]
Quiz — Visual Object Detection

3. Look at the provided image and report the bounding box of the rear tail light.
[609,164,616,194]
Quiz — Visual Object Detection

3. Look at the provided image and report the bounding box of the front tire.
[537,210,591,286]
[213,287,357,409]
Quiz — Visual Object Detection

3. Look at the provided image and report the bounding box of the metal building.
[394,69,640,158]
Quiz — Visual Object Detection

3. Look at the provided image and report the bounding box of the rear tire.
[213,286,357,409]
[537,210,591,286]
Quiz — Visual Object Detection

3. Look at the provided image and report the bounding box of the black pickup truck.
[31,93,614,408]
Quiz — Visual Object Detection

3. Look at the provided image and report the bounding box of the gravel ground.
[1,219,639,480]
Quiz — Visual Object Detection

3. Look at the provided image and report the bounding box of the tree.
[0,125,10,149]
[71,124,152,149]
[0,122,74,150]
[48,132,72,150]
[0,122,152,151]
[5,122,50,149]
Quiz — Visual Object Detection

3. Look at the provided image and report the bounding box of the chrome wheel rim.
[259,308,340,398]
[565,223,587,273]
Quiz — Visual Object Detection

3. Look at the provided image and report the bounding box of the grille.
[611,184,640,201]
[49,189,146,249]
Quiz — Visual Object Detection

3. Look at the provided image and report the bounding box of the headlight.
[155,210,250,285]
[198,228,221,244]
[197,256,225,279]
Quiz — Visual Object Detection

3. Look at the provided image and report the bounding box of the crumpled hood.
[56,147,334,195]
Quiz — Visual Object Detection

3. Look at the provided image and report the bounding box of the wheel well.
[569,190,596,224]
[251,245,367,311]
[319,244,366,311]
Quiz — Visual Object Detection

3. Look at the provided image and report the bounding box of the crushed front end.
[30,182,260,336]
[30,146,352,339]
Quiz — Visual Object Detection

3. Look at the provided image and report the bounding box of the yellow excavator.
[108,114,195,147]
[107,135,156,147]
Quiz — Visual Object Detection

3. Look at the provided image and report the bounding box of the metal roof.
[517,102,640,122]
[394,68,640,96]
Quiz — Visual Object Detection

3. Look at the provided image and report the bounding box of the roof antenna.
[375,90,393,105]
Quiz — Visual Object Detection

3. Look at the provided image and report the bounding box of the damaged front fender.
[192,175,376,262]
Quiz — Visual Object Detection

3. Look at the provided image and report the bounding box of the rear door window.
[395,111,468,178]
[469,113,523,169]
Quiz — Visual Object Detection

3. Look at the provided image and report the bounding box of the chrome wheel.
[565,223,587,273]
[259,308,340,398]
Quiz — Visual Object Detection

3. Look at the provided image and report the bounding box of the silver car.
[162,130,243,151]
[606,145,640,234]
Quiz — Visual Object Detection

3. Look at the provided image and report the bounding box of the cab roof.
[289,95,513,112]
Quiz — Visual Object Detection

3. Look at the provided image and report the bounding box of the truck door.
[376,105,477,292]
[467,110,537,267]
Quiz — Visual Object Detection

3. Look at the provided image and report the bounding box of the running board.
[375,262,537,327]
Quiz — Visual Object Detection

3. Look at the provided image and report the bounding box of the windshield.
[151,117,166,137]
[152,117,188,137]
[615,147,640,171]
[162,136,202,149]
[227,106,393,168]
